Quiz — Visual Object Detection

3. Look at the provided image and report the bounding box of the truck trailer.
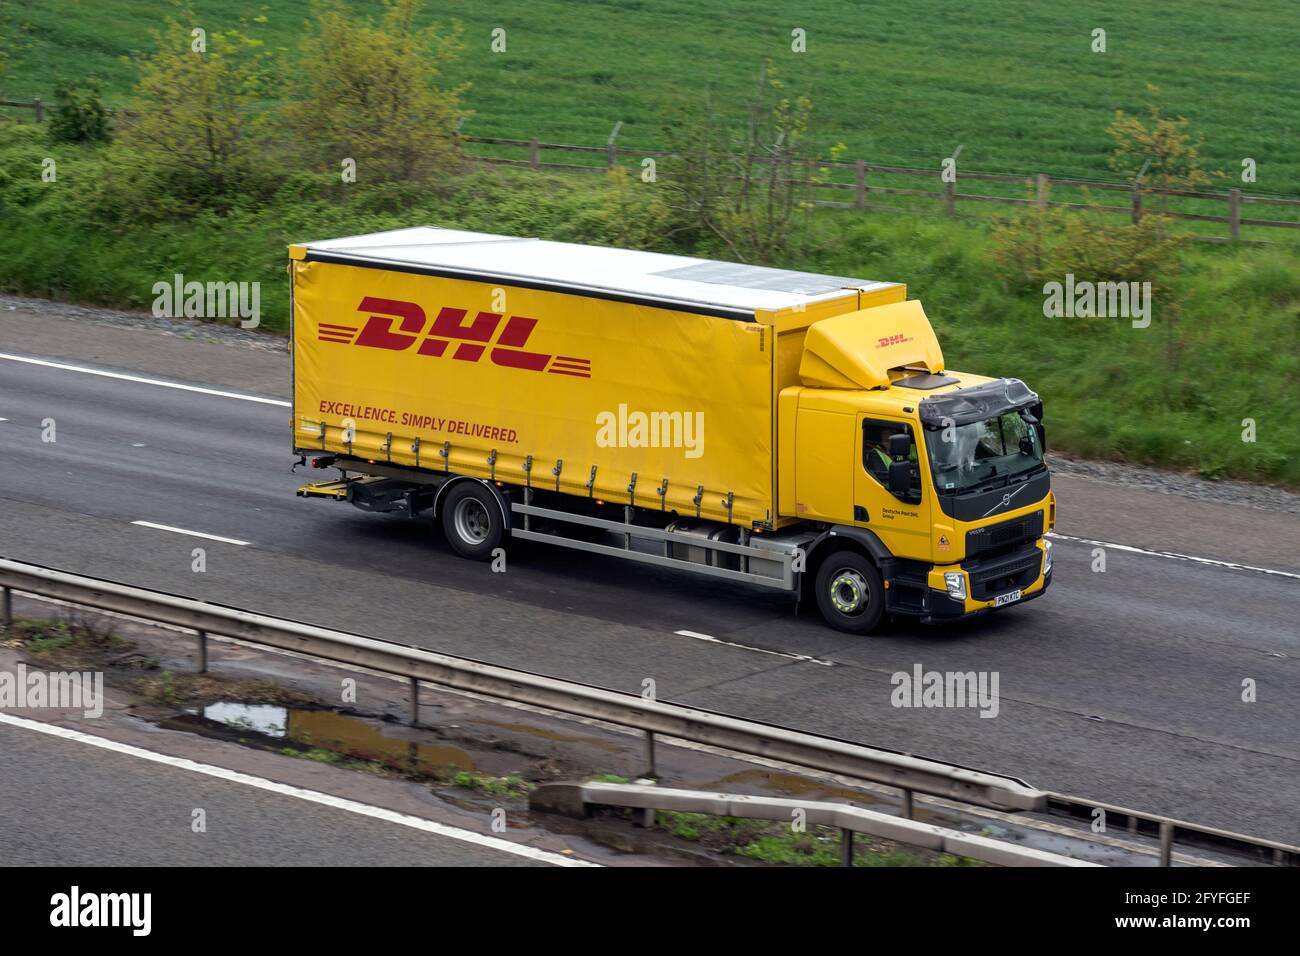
[289,227,1055,634]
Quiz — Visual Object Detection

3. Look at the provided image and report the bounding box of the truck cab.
[778,300,1055,633]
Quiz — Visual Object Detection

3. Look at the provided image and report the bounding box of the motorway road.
[0,342,1297,845]
[0,716,555,866]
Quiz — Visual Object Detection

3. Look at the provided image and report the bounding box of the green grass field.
[1,1,1297,484]
[5,0,1299,191]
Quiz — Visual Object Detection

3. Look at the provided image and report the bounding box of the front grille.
[968,546,1042,600]
[966,511,1044,561]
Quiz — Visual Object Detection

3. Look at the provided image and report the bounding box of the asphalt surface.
[0,343,1297,846]
[0,719,544,866]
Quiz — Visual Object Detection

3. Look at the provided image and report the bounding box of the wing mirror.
[887,461,912,495]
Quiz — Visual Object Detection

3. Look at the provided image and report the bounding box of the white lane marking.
[0,352,290,407]
[1047,532,1300,581]
[674,629,834,666]
[131,521,250,547]
[0,712,596,867]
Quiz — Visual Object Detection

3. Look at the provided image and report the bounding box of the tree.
[1107,84,1219,217]
[115,14,274,211]
[658,61,825,262]
[284,0,468,184]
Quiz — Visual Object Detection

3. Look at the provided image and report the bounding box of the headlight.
[944,571,967,601]
[1043,539,1053,575]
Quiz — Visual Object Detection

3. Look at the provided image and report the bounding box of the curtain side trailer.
[290,228,1054,633]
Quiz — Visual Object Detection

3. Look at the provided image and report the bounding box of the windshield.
[924,411,1043,492]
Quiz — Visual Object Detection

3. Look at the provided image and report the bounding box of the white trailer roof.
[297,227,899,319]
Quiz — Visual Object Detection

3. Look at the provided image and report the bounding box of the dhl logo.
[317,296,592,378]
[876,333,913,349]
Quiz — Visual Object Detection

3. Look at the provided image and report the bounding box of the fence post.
[33,97,45,122]
[1131,184,1143,224]
[1036,173,1048,210]
[943,179,956,217]
[1228,188,1242,241]
[528,138,540,169]
[855,160,867,209]
[607,143,617,170]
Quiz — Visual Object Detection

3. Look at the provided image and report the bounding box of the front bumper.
[884,539,1052,624]
[920,568,1052,623]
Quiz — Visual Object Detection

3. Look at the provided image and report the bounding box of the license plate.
[994,589,1022,608]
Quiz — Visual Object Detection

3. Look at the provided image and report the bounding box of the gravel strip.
[1,292,287,354]
[1048,454,1300,515]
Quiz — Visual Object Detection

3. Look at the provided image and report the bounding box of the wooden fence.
[6,97,1298,241]
[461,133,1300,242]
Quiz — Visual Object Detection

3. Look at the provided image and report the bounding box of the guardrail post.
[409,677,420,727]
[1,585,11,632]
[902,788,914,819]
[841,828,854,866]
[1228,188,1242,241]
[528,138,540,169]
[1036,173,1048,209]
[33,97,44,122]
[1159,821,1174,866]
[855,160,866,209]
[196,630,208,673]
[644,730,657,777]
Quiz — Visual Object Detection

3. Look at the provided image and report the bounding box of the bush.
[49,83,111,144]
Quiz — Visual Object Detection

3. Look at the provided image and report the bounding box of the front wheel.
[814,551,885,635]
[439,482,506,560]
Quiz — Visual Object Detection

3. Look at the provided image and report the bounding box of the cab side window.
[862,419,916,486]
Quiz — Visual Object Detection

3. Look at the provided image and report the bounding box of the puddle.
[705,768,884,806]
[170,701,475,776]
[203,702,288,737]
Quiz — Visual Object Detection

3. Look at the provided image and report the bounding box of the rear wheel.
[814,551,885,635]
[440,482,505,560]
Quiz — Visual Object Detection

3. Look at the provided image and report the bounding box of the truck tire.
[814,551,885,635]
[440,482,505,560]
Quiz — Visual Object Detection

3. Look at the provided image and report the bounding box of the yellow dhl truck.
[290,227,1055,634]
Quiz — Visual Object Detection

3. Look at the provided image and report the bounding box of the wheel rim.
[453,498,491,545]
[828,568,870,616]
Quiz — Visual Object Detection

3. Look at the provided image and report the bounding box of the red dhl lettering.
[876,333,912,348]
[316,297,591,378]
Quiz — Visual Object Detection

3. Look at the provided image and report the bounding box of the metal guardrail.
[531,782,1099,867]
[1043,794,1297,867]
[1,556,1296,866]
[0,557,1042,812]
